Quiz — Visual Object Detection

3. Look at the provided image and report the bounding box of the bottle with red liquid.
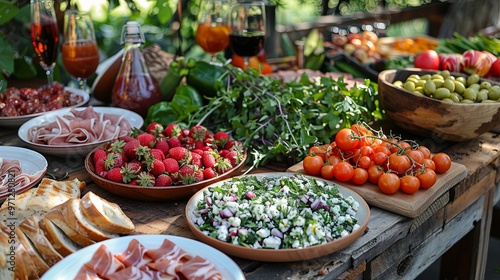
[112,21,161,117]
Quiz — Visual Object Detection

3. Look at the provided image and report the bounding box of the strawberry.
[154,138,170,155]
[202,151,216,168]
[149,158,166,177]
[123,139,140,159]
[104,152,125,170]
[203,167,217,180]
[136,171,155,187]
[194,140,206,150]
[146,122,164,136]
[193,170,204,182]
[164,123,181,138]
[167,137,181,148]
[225,150,241,167]
[179,135,195,149]
[162,158,179,174]
[226,140,245,154]
[124,161,143,174]
[106,167,123,183]
[108,140,126,153]
[191,153,202,168]
[215,157,232,174]
[214,131,230,149]
[93,149,107,164]
[189,125,208,141]
[154,174,172,186]
[120,164,139,183]
[219,149,230,158]
[94,158,107,177]
[168,147,192,165]
[178,164,197,184]
[136,133,156,148]
[119,135,136,143]
[149,148,165,161]
[191,149,204,156]
[135,145,151,161]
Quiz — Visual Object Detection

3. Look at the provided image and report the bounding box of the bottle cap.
[126,21,140,35]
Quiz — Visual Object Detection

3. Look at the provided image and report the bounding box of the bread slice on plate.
[45,203,96,247]
[38,217,82,257]
[0,178,85,226]
[18,216,63,267]
[80,191,135,234]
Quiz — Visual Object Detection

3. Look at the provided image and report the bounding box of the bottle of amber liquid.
[112,21,161,117]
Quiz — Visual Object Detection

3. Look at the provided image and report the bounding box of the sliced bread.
[0,226,14,280]
[38,217,82,257]
[14,227,50,277]
[44,205,95,247]
[63,198,119,241]
[80,191,135,234]
[18,216,63,267]
[0,177,85,226]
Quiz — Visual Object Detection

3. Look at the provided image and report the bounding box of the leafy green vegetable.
[186,66,383,167]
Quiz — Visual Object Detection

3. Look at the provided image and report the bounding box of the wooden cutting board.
[287,161,467,218]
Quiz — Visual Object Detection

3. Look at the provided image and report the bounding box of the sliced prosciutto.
[75,238,224,280]
[27,106,132,146]
[0,157,43,196]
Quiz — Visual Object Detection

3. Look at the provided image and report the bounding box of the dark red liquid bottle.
[112,21,161,117]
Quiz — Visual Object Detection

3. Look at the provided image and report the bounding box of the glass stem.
[78,78,89,93]
[243,57,250,70]
[46,69,54,86]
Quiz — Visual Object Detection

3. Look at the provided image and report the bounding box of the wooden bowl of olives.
[378,68,500,141]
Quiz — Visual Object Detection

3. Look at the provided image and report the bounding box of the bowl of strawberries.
[84,123,247,201]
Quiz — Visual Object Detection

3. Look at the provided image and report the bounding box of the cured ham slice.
[0,157,43,195]
[83,244,125,278]
[27,106,131,146]
[76,238,224,280]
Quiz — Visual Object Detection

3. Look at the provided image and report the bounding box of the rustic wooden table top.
[1,118,499,280]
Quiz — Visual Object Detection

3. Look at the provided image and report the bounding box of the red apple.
[414,50,440,70]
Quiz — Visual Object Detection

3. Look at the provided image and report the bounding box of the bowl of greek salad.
[185,172,370,262]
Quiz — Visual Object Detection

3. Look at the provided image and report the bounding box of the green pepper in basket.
[186,61,228,99]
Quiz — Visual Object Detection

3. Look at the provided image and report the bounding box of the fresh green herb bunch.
[187,66,383,167]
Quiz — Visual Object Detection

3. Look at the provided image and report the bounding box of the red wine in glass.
[31,21,59,68]
[229,31,265,57]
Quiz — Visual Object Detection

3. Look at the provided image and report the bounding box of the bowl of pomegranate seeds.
[84,123,247,201]
[0,82,89,128]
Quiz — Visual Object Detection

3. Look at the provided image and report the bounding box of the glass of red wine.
[229,1,266,69]
[30,0,59,86]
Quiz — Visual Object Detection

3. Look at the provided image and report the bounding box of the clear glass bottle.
[112,21,161,117]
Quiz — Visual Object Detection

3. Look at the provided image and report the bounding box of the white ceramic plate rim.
[17,106,143,157]
[186,172,370,258]
[0,146,47,200]
[0,87,89,127]
[40,235,245,280]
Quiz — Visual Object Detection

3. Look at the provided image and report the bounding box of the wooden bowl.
[85,144,247,201]
[378,69,500,141]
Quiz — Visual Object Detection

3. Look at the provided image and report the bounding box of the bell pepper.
[171,84,204,115]
[186,61,227,100]
[145,102,180,127]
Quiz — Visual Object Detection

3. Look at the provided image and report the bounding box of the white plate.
[0,146,48,203]
[41,235,245,280]
[18,107,144,157]
[0,87,89,128]
[186,172,370,262]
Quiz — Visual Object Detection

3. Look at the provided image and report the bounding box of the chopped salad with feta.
[191,174,361,250]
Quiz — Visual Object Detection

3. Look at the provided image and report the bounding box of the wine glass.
[229,1,266,69]
[195,0,231,63]
[30,0,59,86]
[62,10,99,93]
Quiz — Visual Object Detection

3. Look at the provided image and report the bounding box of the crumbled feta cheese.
[256,228,270,238]
[263,236,282,249]
[228,216,241,227]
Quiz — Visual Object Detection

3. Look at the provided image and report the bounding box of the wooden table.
[1,122,499,280]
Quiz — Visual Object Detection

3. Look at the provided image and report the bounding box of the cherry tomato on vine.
[417,146,431,159]
[378,173,400,195]
[351,168,368,185]
[388,153,412,175]
[417,169,437,189]
[335,128,361,151]
[303,155,324,176]
[333,162,354,182]
[358,155,372,169]
[308,144,330,161]
[327,155,342,167]
[367,165,384,184]
[432,152,451,174]
[400,175,420,194]
[320,165,335,180]
[407,150,425,164]
[372,151,388,166]
[373,145,391,156]
[422,158,436,171]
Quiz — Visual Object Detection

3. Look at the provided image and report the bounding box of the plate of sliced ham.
[0,146,47,203]
[40,235,245,280]
[18,106,143,157]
